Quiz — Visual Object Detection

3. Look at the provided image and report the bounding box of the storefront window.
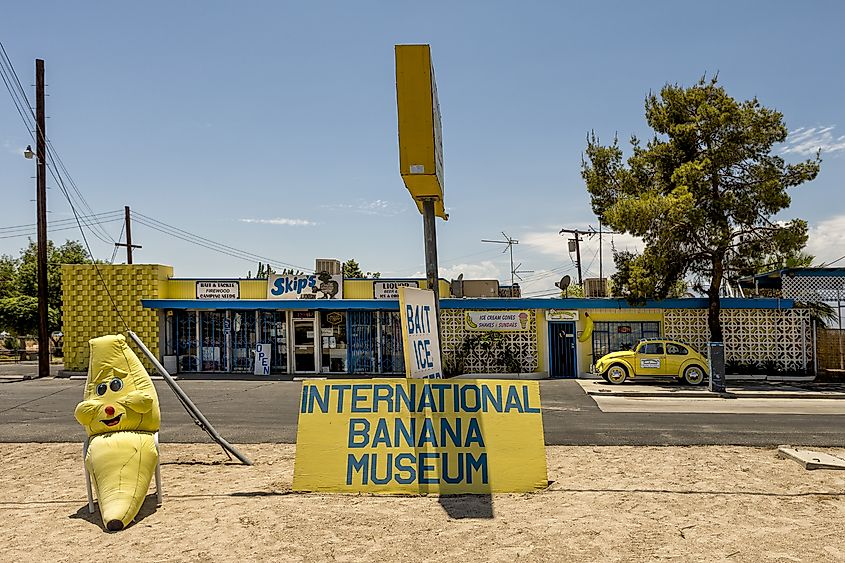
[320,311,347,373]
[379,312,405,374]
[591,321,660,362]
[230,311,256,373]
[175,310,198,372]
[200,311,227,372]
[259,311,288,373]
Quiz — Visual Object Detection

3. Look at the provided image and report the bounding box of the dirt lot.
[2,444,844,562]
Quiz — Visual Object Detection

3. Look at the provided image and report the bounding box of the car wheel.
[683,365,705,386]
[600,372,609,382]
[606,364,628,385]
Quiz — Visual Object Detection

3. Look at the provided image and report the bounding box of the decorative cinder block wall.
[61,264,173,372]
[440,309,539,373]
[663,308,812,371]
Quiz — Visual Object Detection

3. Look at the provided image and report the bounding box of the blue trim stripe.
[141,297,794,311]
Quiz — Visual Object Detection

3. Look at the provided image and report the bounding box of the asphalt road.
[2,378,844,446]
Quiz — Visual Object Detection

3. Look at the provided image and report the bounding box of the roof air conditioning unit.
[316,259,341,275]
[584,277,608,297]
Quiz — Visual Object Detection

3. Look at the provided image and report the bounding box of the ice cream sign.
[464,310,531,332]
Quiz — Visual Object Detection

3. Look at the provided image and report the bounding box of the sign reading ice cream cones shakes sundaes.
[464,311,531,331]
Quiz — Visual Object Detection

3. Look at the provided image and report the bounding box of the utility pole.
[35,59,50,378]
[559,228,586,286]
[114,206,142,263]
[482,232,520,295]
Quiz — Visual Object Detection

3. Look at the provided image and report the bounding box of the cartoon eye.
[109,378,123,392]
[96,383,108,396]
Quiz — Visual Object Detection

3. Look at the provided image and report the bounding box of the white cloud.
[780,126,845,156]
[322,199,408,216]
[2,140,26,156]
[240,217,317,226]
[806,214,845,265]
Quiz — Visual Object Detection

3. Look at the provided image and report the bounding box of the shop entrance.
[549,321,577,378]
[292,313,317,373]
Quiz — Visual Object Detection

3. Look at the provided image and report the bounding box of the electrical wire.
[1,42,128,329]
[0,210,122,233]
[582,246,601,278]
[132,211,312,272]
[0,43,116,245]
[110,218,127,264]
[0,217,123,240]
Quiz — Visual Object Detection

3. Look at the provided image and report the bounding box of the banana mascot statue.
[74,334,160,531]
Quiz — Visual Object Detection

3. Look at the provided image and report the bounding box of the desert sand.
[1,443,844,562]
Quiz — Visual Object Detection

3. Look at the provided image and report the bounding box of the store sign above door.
[546,310,579,321]
[196,281,239,299]
[374,280,419,299]
[268,274,343,300]
[465,311,531,331]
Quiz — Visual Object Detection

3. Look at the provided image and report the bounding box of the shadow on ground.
[69,493,159,531]
[439,494,494,519]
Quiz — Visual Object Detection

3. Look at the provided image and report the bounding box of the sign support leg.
[422,198,440,316]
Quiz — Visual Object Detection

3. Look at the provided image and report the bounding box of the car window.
[641,343,663,355]
[666,343,688,355]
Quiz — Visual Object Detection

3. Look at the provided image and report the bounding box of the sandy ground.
[2,444,845,562]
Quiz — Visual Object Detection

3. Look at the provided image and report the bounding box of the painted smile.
[101,414,122,427]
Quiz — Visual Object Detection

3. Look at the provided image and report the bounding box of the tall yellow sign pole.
[395,44,447,317]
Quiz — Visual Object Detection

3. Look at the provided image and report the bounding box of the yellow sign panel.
[395,44,447,220]
[293,379,548,494]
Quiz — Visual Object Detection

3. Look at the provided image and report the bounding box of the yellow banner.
[293,379,548,494]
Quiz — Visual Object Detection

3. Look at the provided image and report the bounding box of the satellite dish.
[555,275,571,291]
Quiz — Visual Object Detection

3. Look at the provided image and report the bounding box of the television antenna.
[481,232,521,291]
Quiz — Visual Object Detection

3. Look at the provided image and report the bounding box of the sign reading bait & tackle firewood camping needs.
[292,379,548,494]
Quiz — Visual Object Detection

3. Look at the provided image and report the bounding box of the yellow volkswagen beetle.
[593,338,709,385]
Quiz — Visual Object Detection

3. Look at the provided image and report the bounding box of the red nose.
[105,406,115,417]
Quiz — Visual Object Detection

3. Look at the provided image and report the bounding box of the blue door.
[549,322,577,378]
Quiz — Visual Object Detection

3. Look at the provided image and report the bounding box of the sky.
[2,1,844,298]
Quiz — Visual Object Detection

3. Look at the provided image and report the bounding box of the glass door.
[259,311,288,374]
[293,318,317,373]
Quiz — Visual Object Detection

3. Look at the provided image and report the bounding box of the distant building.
[62,262,812,378]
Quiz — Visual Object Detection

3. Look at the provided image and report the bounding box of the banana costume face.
[75,335,160,435]
[74,335,161,531]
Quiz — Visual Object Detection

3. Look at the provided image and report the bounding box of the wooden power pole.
[559,228,586,286]
[35,59,50,378]
[114,205,142,263]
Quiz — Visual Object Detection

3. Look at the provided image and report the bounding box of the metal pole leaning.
[127,330,253,466]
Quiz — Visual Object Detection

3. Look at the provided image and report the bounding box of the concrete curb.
[584,389,845,400]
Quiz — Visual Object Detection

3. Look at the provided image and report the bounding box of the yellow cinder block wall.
[62,264,173,371]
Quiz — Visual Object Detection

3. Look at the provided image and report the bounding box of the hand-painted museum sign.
[267,274,343,300]
[399,287,442,379]
[640,358,661,369]
[196,281,239,299]
[374,280,419,299]
[292,379,548,494]
[546,309,578,321]
[465,310,530,331]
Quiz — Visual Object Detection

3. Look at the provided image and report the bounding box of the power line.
[0,210,122,233]
[0,43,116,245]
[0,217,123,240]
[132,213,312,272]
[1,48,128,329]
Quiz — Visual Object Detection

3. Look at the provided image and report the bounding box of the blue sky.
[2,2,844,296]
